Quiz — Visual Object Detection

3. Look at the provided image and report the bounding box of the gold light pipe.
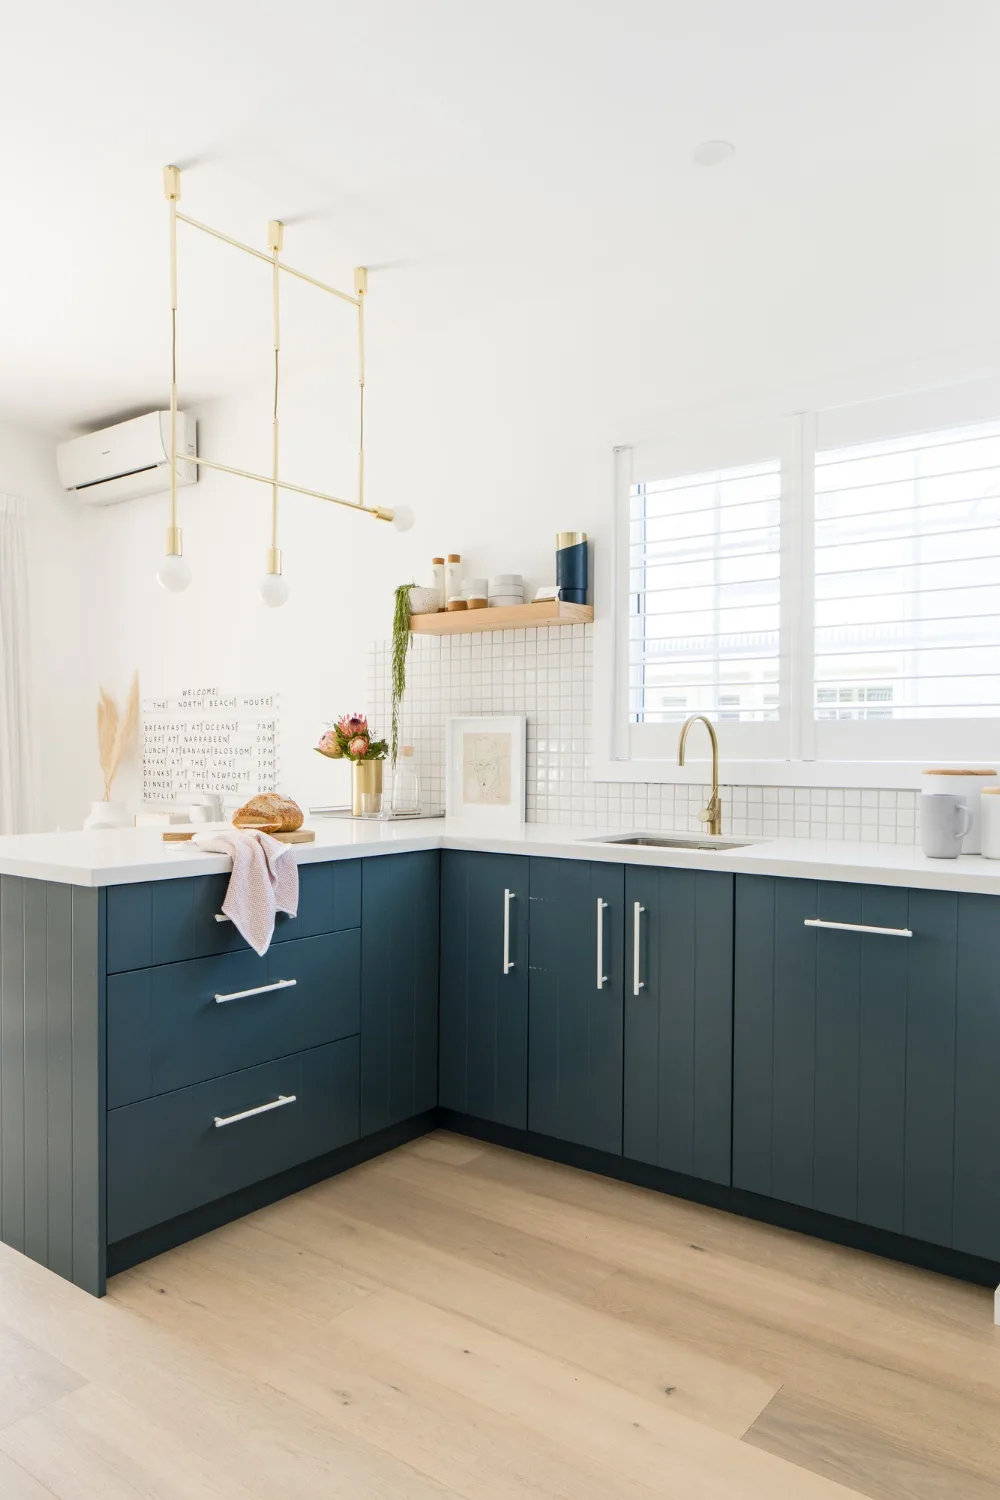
[185,452,394,519]
[163,165,182,557]
[268,219,282,572]
[174,211,360,306]
[355,267,367,509]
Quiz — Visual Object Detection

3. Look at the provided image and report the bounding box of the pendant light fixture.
[159,166,414,600]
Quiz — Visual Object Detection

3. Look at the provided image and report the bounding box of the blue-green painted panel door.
[733,875,962,1248]
[439,851,529,1128]
[361,850,440,1136]
[624,866,733,1185]
[528,858,624,1155]
[953,893,1000,1261]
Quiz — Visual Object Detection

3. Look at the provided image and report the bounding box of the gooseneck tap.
[677,714,722,836]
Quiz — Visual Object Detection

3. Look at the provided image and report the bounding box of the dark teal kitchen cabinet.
[733,875,1000,1260]
[438,850,529,1128]
[527,858,624,1154]
[623,867,734,1185]
[360,850,440,1135]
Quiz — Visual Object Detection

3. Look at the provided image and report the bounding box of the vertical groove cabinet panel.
[624,867,733,1185]
[528,859,624,1155]
[361,850,440,1136]
[439,851,528,1128]
[953,893,1000,1260]
[0,877,105,1296]
[733,875,960,1248]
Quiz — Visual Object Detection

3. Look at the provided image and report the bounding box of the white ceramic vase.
[83,799,131,831]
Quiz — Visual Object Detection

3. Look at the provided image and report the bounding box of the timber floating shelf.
[409,601,593,635]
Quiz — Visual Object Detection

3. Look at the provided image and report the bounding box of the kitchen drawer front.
[107,1037,360,1244]
[107,929,360,1109]
[106,859,362,973]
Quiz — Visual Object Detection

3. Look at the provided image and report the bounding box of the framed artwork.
[446,715,526,827]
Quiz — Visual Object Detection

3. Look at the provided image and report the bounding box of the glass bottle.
[391,746,421,816]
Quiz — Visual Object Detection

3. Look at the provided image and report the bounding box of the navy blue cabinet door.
[528,858,624,1155]
[733,876,970,1250]
[360,850,440,1136]
[439,851,529,1128]
[624,867,733,1185]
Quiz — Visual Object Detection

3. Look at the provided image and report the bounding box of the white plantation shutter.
[814,419,1000,727]
[628,459,782,737]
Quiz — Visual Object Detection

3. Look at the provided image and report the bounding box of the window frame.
[594,380,1000,789]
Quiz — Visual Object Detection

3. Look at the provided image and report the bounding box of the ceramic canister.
[921,769,998,854]
[980,788,1000,859]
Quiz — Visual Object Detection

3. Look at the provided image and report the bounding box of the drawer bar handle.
[214,978,297,1005]
[214,913,230,923]
[804,918,913,939]
[214,1094,297,1128]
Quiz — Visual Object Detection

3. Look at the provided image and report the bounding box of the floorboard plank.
[744,1389,1000,1500]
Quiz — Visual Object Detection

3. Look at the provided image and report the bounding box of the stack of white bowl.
[489,574,524,606]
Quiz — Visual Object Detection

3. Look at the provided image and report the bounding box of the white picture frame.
[446,715,526,827]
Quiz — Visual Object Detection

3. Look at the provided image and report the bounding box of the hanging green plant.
[391,583,416,765]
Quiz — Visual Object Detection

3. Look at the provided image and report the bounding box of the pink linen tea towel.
[192,827,298,955]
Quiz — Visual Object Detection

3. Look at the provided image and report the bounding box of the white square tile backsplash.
[369,625,919,844]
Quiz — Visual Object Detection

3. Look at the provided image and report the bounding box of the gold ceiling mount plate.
[156,166,406,599]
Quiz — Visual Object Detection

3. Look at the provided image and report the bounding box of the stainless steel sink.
[582,834,755,852]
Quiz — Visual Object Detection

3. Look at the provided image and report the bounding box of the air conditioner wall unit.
[56,412,198,506]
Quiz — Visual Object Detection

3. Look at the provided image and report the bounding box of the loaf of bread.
[232,793,304,834]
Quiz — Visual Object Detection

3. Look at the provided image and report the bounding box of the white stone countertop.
[3,818,1000,893]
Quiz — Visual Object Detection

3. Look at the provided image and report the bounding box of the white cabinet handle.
[596,898,608,990]
[214,913,230,923]
[503,888,515,974]
[633,902,645,995]
[214,978,297,1005]
[803,918,912,938]
[213,1093,296,1128]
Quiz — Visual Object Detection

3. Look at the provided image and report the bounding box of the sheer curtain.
[0,494,32,833]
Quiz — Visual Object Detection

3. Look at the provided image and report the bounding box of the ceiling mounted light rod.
[258,219,288,606]
[156,164,413,601]
[156,164,192,592]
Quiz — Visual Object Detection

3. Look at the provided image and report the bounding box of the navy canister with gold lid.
[556,531,588,604]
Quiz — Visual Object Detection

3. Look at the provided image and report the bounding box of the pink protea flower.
[337,713,368,738]
[348,735,370,758]
[315,728,342,758]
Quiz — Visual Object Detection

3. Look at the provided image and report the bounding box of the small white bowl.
[408,586,441,614]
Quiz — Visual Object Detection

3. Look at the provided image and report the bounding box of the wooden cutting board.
[162,828,316,844]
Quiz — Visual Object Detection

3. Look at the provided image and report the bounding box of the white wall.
[0,420,91,830]
[78,171,1000,821]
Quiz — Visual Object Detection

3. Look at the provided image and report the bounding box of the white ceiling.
[2,0,999,432]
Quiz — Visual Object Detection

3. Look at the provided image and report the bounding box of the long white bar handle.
[596,898,608,989]
[803,918,912,938]
[214,978,297,1004]
[213,1094,296,1128]
[503,888,515,974]
[633,902,645,996]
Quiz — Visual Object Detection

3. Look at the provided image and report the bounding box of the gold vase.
[351,759,384,817]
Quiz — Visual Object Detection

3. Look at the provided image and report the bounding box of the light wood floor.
[0,1132,997,1499]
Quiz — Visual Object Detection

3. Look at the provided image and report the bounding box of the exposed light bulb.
[157,553,192,592]
[392,504,415,533]
[257,570,290,608]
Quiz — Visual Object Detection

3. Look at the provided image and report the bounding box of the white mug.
[920,793,971,859]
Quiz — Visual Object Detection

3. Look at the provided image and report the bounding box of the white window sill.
[588,757,962,791]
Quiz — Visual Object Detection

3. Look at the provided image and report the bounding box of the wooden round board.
[162,828,316,843]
